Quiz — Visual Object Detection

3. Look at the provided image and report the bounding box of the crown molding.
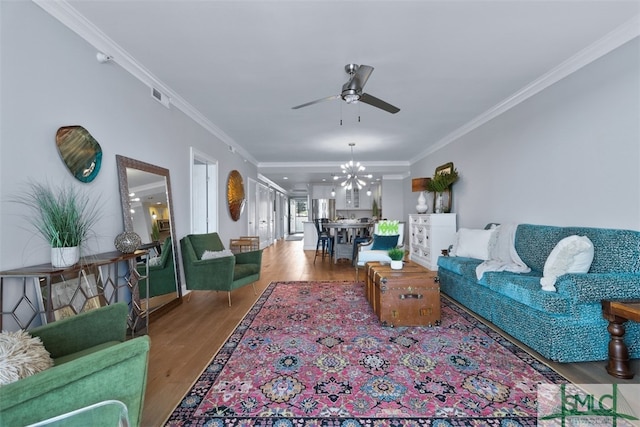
[257,174,288,194]
[33,0,257,165]
[411,14,640,164]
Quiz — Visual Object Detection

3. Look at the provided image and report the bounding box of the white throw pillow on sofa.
[201,249,234,260]
[540,235,594,292]
[450,228,494,260]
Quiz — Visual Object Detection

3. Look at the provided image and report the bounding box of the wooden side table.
[229,236,259,254]
[601,299,640,379]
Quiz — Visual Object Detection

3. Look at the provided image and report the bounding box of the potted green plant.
[151,221,160,242]
[388,247,405,270]
[13,182,101,267]
[427,168,459,213]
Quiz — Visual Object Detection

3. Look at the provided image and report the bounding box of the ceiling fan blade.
[359,93,400,114]
[291,95,340,110]
[343,65,374,92]
[352,65,374,89]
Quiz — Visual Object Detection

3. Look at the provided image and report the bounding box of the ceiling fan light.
[344,93,360,104]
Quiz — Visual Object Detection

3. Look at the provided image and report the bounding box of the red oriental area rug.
[166,281,567,426]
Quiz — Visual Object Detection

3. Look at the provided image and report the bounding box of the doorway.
[190,148,218,234]
[290,197,308,234]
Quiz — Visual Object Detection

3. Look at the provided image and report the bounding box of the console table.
[601,299,640,379]
[0,250,149,335]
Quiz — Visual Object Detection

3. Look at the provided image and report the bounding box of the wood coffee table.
[601,299,640,379]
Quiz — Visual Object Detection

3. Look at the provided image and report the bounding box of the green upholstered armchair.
[0,303,150,427]
[138,237,176,298]
[180,232,262,306]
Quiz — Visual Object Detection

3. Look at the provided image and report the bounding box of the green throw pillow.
[377,220,399,235]
[371,234,399,250]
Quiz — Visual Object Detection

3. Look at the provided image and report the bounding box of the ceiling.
[48,1,639,193]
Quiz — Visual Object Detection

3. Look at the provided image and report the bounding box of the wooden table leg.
[605,316,634,379]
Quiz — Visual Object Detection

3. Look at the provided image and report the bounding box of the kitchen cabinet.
[335,187,372,210]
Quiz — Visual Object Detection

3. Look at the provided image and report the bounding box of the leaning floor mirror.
[116,155,182,318]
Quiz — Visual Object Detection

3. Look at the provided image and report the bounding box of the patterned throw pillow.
[377,220,399,236]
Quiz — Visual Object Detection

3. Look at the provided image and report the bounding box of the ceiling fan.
[292,64,400,114]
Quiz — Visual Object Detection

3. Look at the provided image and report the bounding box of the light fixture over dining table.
[340,143,372,190]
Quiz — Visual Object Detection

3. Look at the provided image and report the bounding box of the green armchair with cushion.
[0,303,150,427]
[180,232,262,306]
[138,237,176,298]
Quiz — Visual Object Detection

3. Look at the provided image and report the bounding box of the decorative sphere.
[114,231,141,253]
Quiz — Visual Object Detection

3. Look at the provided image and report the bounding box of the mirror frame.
[116,155,182,317]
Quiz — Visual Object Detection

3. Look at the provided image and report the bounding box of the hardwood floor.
[142,238,639,426]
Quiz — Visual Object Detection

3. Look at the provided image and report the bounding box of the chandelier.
[339,143,372,190]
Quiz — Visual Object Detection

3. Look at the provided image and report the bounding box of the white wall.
[409,37,640,231]
[0,2,258,271]
[381,178,404,221]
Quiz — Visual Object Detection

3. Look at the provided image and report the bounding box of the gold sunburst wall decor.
[227,170,246,221]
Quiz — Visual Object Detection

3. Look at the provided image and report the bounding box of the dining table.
[323,221,374,264]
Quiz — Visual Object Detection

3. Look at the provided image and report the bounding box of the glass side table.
[26,400,129,427]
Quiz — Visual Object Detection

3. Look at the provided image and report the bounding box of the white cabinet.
[409,214,457,270]
[335,186,348,209]
[359,189,372,210]
[336,187,372,210]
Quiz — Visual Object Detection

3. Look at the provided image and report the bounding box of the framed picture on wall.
[435,162,454,176]
[157,219,170,232]
[433,162,455,213]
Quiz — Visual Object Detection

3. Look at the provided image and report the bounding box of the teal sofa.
[438,224,640,363]
[180,232,262,306]
[0,303,150,426]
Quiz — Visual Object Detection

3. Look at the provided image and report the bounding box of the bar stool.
[313,218,332,263]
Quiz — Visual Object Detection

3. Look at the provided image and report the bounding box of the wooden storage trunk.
[366,261,440,327]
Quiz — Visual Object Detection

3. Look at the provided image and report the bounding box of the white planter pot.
[390,260,403,270]
[51,246,80,268]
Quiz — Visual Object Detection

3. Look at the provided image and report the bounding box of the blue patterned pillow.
[371,234,399,250]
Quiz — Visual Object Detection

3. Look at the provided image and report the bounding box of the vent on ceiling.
[151,87,170,108]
